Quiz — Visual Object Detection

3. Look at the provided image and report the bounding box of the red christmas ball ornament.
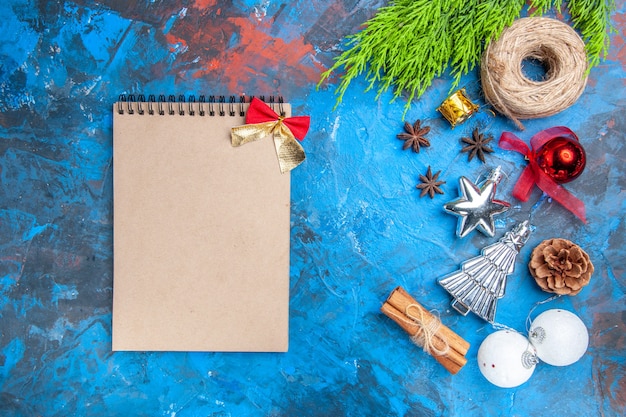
[535,136,586,184]
[499,126,588,223]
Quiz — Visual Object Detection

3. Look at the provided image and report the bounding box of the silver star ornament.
[444,166,510,238]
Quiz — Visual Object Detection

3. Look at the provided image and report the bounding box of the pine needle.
[317,0,616,114]
[567,0,616,68]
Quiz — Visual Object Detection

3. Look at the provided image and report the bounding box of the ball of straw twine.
[480,17,588,130]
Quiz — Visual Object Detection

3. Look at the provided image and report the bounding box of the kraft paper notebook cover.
[112,95,290,352]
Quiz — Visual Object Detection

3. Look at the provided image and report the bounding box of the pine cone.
[528,238,593,295]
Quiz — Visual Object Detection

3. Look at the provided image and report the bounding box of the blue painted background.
[1,0,625,416]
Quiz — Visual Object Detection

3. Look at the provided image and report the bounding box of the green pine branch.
[318,0,616,112]
[566,0,616,68]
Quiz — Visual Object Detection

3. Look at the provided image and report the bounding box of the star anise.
[397,119,431,153]
[416,166,445,198]
[461,128,494,163]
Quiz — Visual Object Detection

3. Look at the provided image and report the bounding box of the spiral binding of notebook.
[116,94,286,117]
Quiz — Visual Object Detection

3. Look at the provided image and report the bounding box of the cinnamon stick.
[381,286,470,375]
[387,287,470,355]
[381,302,466,374]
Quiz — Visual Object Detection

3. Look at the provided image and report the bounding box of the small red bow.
[231,98,310,173]
[499,126,586,223]
[246,97,310,140]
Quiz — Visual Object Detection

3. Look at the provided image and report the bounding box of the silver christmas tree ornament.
[438,220,532,323]
[444,166,510,238]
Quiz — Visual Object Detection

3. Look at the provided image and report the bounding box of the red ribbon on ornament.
[499,126,587,223]
[246,97,310,140]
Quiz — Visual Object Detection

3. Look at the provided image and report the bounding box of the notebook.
[112,95,291,352]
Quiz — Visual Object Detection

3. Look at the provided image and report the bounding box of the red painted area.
[607,118,616,129]
[219,16,318,92]
[165,33,188,52]
[193,0,218,8]
[165,7,319,94]
[53,251,85,269]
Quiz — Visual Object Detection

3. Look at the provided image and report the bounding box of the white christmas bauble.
[528,309,589,366]
[477,330,537,388]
